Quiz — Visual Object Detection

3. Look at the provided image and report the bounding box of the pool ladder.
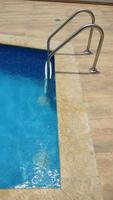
[46,9,104,79]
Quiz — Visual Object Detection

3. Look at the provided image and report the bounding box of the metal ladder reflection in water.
[45,9,104,79]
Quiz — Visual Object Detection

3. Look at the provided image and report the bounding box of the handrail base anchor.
[84,49,93,55]
[89,67,100,74]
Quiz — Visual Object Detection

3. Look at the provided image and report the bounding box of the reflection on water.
[33,149,49,167]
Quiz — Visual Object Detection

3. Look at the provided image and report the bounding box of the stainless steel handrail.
[47,24,104,78]
[47,9,95,58]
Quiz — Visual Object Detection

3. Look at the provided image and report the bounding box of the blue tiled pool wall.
[0,44,55,79]
[0,44,56,109]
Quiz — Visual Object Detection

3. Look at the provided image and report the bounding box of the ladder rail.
[47,24,104,77]
[47,9,95,57]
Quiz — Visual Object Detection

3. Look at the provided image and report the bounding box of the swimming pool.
[0,44,60,188]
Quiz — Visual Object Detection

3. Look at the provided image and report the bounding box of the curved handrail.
[47,24,104,78]
[47,9,95,57]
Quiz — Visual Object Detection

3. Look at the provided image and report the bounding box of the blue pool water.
[0,44,60,188]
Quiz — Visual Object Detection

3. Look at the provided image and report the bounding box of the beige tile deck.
[0,0,112,199]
